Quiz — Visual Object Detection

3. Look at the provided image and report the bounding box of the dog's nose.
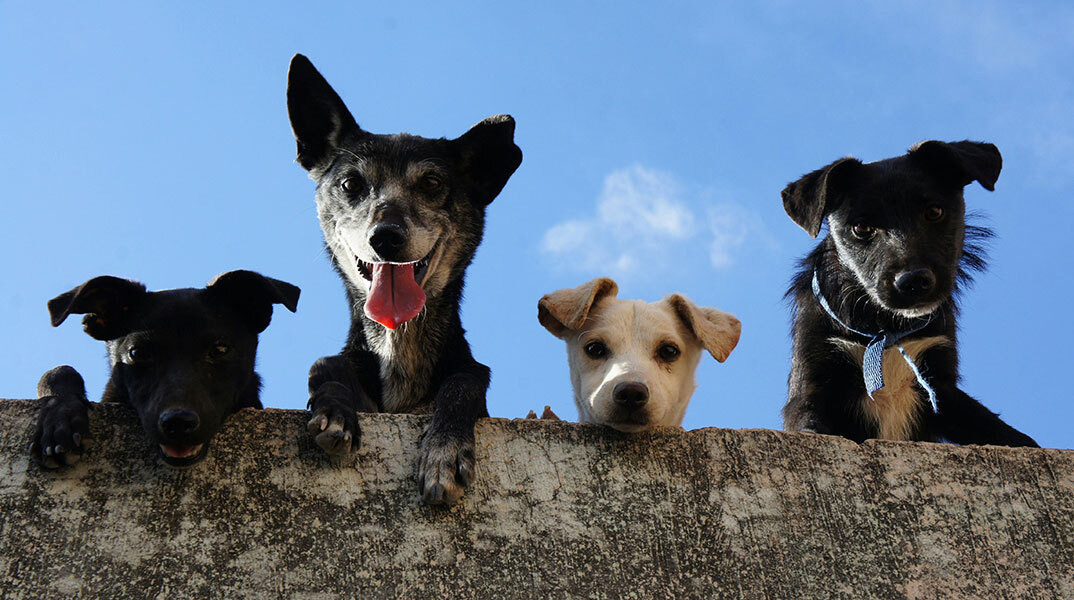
[613,382,649,408]
[369,223,407,259]
[894,269,936,298]
[159,409,200,436]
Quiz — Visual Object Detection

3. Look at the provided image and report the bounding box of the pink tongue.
[162,445,197,458]
[364,263,427,329]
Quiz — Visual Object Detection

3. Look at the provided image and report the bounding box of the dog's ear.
[48,276,148,340]
[666,294,741,363]
[207,270,301,334]
[538,278,618,339]
[908,140,1002,192]
[455,114,523,206]
[781,157,862,238]
[287,54,363,174]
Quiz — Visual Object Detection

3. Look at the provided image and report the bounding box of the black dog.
[31,270,300,468]
[286,54,522,504]
[781,140,1037,447]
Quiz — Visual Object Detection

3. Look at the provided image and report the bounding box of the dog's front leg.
[919,346,1039,447]
[785,336,875,441]
[306,355,377,455]
[30,365,92,469]
[418,366,489,505]
[936,386,1039,448]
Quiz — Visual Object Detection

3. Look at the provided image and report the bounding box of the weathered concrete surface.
[0,399,1071,600]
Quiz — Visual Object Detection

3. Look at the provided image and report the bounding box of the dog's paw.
[306,381,360,455]
[30,396,92,470]
[418,430,475,506]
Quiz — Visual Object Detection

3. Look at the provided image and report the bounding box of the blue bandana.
[811,271,938,412]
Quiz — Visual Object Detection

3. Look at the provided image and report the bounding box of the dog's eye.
[584,341,608,359]
[340,177,364,194]
[210,343,230,358]
[128,346,149,363]
[657,344,681,362]
[924,205,944,222]
[419,175,443,192]
[851,223,876,240]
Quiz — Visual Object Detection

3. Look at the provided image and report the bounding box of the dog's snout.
[159,409,200,436]
[369,222,407,259]
[613,382,649,408]
[894,269,936,299]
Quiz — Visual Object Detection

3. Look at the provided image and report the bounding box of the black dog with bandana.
[781,140,1037,447]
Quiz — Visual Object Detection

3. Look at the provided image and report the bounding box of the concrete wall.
[1,398,1071,599]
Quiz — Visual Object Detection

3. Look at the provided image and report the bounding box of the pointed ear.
[287,54,363,174]
[207,270,301,333]
[909,140,1002,192]
[781,157,862,238]
[538,278,618,339]
[665,294,741,362]
[454,114,523,205]
[48,276,148,340]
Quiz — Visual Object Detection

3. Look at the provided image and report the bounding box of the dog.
[30,270,300,468]
[538,277,741,431]
[781,140,1037,447]
[286,54,522,505]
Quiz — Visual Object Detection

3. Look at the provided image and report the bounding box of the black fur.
[286,54,522,504]
[782,140,1037,447]
[30,271,299,468]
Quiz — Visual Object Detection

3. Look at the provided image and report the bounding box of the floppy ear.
[537,278,618,339]
[48,276,148,340]
[454,114,523,205]
[665,294,741,362]
[207,270,301,334]
[287,53,363,174]
[908,140,1002,192]
[781,157,862,238]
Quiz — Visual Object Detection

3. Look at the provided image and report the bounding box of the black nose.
[159,409,200,436]
[369,223,407,259]
[613,382,649,408]
[894,269,936,299]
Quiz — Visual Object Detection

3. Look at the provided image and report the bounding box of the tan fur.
[665,294,742,362]
[830,335,951,440]
[538,278,619,338]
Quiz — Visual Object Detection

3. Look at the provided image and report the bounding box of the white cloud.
[596,166,695,239]
[708,204,752,269]
[540,165,770,278]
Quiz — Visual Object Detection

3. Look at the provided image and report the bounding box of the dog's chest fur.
[829,335,950,440]
[367,322,439,414]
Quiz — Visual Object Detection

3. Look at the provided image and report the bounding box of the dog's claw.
[307,382,361,456]
[314,428,356,455]
[457,460,473,488]
[418,433,475,506]
[424,483,446,505]
[305,414,329,435]
[308,409,359,455]
[32,388,92,470]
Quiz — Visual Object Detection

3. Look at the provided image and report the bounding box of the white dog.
[538,277,741,431]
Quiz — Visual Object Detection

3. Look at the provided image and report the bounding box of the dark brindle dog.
[31,271,300,468]
[286,54,522,504]
[782,140,1037,447]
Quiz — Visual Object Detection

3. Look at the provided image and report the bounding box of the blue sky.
[2,2,1072,449]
